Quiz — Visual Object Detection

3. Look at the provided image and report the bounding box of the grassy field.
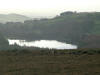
[0,49,100,75]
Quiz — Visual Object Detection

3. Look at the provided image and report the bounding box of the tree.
[0,33,9,50]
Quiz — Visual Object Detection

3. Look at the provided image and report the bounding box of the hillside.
[0,11,100,48]
[0,33,9,49]
[0,13,31,23]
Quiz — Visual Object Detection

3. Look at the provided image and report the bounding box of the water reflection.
[8,39,77,49]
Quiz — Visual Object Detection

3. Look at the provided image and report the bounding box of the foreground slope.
[0,49,100,75]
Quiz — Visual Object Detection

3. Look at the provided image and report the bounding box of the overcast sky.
[0,0,100,18]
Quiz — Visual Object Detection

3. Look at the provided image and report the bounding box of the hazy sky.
[0,0,100,18]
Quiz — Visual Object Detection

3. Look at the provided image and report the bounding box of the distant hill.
[0,13,31,23]
[0,11,100,48]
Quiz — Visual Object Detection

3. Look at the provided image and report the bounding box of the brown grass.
[0,49,100,75]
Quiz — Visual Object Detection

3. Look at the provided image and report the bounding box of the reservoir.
[8,39,77,49]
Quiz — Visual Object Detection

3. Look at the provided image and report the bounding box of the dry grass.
[0,49,100,75]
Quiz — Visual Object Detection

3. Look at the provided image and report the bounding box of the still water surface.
[8,39,77,49]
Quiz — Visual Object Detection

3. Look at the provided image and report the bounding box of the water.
[8,39,77,49]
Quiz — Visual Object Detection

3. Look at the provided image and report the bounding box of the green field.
[0,49,100,75]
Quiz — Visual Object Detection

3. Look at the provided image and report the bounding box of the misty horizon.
[0,0,100,18]
[0,11,100,19]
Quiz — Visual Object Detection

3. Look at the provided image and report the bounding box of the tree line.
[0,11,100,48]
